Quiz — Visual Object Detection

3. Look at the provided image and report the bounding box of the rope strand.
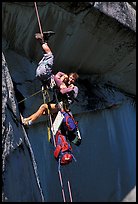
[68,180,73,202]
[18,89,42,104]
[58,170,66,202]
[34,2,43,36]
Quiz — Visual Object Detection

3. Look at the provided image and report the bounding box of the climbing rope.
[68,180,73,202]
[18,89,42,104]
[34,2,43,36]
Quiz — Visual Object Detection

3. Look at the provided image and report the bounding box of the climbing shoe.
[35,33,44,44]
[43,31,55,43]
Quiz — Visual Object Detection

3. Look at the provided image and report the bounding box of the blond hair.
[69,72,79,80]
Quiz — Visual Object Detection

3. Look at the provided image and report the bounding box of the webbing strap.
[42,87,55,145]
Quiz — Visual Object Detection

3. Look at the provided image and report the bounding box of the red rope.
[34,2,43,36]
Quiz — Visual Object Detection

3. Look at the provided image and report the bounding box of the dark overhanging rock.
[2,2,136,95]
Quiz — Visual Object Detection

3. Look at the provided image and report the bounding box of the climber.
[35,31,55,87]
[53,72,79,111]
[54,72,79,97]
[21,71,81,145]
[21,72,79,125]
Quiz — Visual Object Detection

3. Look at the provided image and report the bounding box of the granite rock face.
[2,53,44,202]
[2,2,136,94]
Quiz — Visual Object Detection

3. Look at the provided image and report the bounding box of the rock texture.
[2,2,136,94]
[2,53,44,202]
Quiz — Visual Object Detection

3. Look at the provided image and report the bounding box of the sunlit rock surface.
[2,2,136,202]
[122,186,136,202]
